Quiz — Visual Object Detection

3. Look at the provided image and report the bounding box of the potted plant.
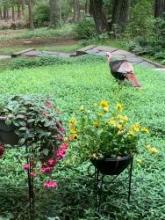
[69,100,149,175]
[0,95,69,218]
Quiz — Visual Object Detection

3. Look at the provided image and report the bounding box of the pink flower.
[30,172,36,177]
[48,159,57,167]
[41,166,53,174]
[23,163,30,171]
[56,143,68,160]
[43,180,58,189]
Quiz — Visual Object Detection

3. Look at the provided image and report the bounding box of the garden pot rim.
[91,154,132,162]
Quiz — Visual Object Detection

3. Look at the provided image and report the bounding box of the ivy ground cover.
[0,55,164,219]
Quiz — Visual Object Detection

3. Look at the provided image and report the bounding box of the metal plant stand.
[0,117,35,220]
[94,157,134,212]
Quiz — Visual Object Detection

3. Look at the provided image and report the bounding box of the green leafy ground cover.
[0,55,165,219]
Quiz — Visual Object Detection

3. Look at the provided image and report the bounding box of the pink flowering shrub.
[1,95,69,189]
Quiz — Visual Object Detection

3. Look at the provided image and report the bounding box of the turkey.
[106,52,141,87]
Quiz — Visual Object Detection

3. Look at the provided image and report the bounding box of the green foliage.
[33,3,50,27]
[0,95,65,162]
[69,101,149,161]
[74,17,96,39]
[0,56,164,219]
[125,0,155,39]
[127,15,165,64]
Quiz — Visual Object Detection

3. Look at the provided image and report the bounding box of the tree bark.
[110,0,130,33]
[73,0,80,22]
[89,0,108,33]
[28,0,34,29]
[49,0,60,28]
[85,0,89,15]
[155,0,165,17]
[12,6,15,22]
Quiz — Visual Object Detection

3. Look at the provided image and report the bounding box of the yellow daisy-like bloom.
[116,114,128,123]
[69,117,77,126]
[116,124,123,130]
[130,123,141,133]
[107,118,117,126]
[116,103,124,112]
[141,127,149,133]
[99,100,109,109]
[136,158,143,165]
[145,145,159,154]
[103,106,109,112]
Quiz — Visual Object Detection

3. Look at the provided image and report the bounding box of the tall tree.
[89,0,108,33]
[110,0,130,32]
[154,0,165,17]
[73,0,80,22]
[28,0,34,29]
[49,0,60,27]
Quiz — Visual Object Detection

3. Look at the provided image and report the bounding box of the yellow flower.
[136,158,143,165]
[69,133,78,141]
[70,128,77,134]
[116,103,124,112]
[116,114,128,123]
[130,123,141,133]
[107,118,117,126]
[141,127,149,133]
[145,145,159,154]
[93,120,99,128]
[99,100,109,109]
[103,106,109,112]
[116,124,123,130]
[69,117,77,126]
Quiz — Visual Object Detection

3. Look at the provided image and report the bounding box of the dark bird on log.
[106,52,141,88]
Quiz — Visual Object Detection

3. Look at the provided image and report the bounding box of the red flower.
[56,143,68,160]
[43,180,58,189]
[0,144,5,158]
[23,163,30,171]
[47,159,57,167]
[41,166,53,174]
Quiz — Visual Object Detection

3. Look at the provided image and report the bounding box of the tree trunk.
[110,0,130,33]
[0,8,2,20]
[155,0,165,17]
[89,0,108,33]
[17,4,21,19]
[28,0,34,29]
[73,0,80,22]
[119,0,130,31]
[12,6,15,22]
[85,0,89,15]
[21,0,25,16]
[49,0,60,28]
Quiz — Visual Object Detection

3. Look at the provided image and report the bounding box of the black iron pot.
[0,117,19,145]
[91,155,132,175]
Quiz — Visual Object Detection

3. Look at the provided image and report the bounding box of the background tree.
[49,0,60,27]
[28,0,34,29]
[89,0,108,33]
[154,0,165,17]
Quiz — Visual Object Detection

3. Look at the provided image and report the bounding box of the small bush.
[74,17,96,39]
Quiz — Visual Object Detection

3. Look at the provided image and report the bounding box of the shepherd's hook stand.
[94,157,133,212]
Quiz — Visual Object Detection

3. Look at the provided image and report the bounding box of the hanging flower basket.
[91,155,132,175]
[0,117,19,145]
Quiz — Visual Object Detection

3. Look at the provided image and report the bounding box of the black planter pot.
[91,155,132,175]
[0,117,19,145]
